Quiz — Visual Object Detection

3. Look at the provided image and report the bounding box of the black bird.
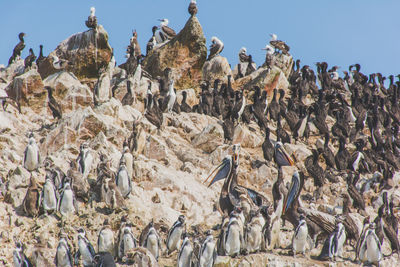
[145,94,163,129]
[8,32,26,65]
[268,89,279,121]
[24,48,36,70]
[262,127,274,162]
[180,91,192,113]
[346,172,365,212]
[335,137,350,171]
[44,86,62,120]
[36,45,46,69]
[146,26,158,56]
[222,115,235,143]
[320,133,335,169]
[188,0,198,16]
[276,113,290,144]
[92,252,116,267]
[305,149,325,199]
[121,80,134,106]
[85,7,98,29]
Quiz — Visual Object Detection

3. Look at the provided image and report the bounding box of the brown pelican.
[207,37,224,60]
[269,34,290,55]
[204,144,268,216]
[274,141,294,168]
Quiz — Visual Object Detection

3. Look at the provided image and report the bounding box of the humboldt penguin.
[165,78,176,113]
[224,212,243,257]
[358,223,382,266]
[75,228,96,267]
[92,252,116,267]
[166,215,186,255]
[116,158,132,198]
[40,175,58,215]
[177,233,193,267]
[244,209,265,253]
[142,220,161,261]
[8,32,26,65]
[24,48,36,70]
[121,145,134,180]
[118,225,137,261]
[98,219,115,257]
[58,182,78,217]
[23,175,40,217]
[85,7,97,29]
[292,214,308,256]
[77,142,93,179]
[44,86,62,120]
[198,230,217,267]
[24,133,40,172]
[102,177,126,211]
[188,0,198,16]
[208,37,224,60]
[13,241,32,267]
[55,233,73,267]
[318,221,346,261]
[31,235,52,266]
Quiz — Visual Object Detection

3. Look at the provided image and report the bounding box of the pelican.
[204,144,268,216]
[274,141,294,168]
[207,37,224,60]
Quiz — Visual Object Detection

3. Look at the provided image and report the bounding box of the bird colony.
[1,1,400,267]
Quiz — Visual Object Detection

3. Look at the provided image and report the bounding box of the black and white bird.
[146,26,158,55]
[165,78,177,113]
[244,209,265,253]
[142,220,161,261]
[13,241,33,267]
[40,175,58,215]
[166,215,186,255]
[52,55,70,70]
[8,32,26,65]
[77,142,93,179]
[177,233,193,267]
[75,228,96,267]
[358,223,382,266]
[198,230,217,267]
[224,211,243,257]
[269,33,290,55]
[118,224,137,261]
[85,7,97,29]
[208,37,224,60]
[57,182,78,217]
[55,233,73,267]
[116,158,132,198]
[155,19,176,44]
[292,214,308,256]
[262,44,274,68]
[97,219,115,257]
[24,133,40,172]
[318,221,346,261]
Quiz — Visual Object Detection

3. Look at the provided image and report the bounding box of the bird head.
[90,7,96,17]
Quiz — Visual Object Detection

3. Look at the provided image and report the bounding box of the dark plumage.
[335,137,350,171]
[24,48,36,70]
[346,172,365,211]
[188,0,198,16]
[8,32,26,65]
[45,86,62,120]
[121,80,134,106]
[262,127,274,162]
[180,91,192,113]
[268,89,279,122]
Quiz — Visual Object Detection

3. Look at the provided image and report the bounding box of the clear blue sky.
[1,1,399,78]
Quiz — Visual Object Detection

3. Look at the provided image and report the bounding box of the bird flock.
[4,1,400,267]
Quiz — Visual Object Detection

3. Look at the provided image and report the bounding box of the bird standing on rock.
[166,215,186,255]
[24,48,36,70]
[24,133,41,172]
[85,7,97,29]
[8,32,26,65]
[155,19,176,44]
[188,0,198,16]
[45,86,62,120]
[208,37,224,60]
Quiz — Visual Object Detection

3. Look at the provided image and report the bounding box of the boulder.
[43,71,92,112]
[191,124,224,153]
[233,124,263,148]
[142,17,207,90]
[0,59,25,82]
[5,69,46,112]
[38,25,112,80]
[202,55,232,84]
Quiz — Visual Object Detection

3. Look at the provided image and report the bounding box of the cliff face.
[142,17,207,90]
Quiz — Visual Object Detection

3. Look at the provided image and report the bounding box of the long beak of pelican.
[203,160,230,188]
[203,162,224,187]
[282,173,299,215]
[277,146,294,166]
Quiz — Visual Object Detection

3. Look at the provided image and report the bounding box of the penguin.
[55,233,73,267]
[292,214,308,256]
[40,175,58,215]
[92,252,116,267]
[57,182,78,217]
[142,220,161,261]
[23,133,40,172]
[128,247,158,266]
[166,215,186,255]
[166,78,177,114]
[13,241,33,267]
[224,212,243,257]
[121,145,134,180]
[177,233,193,267]
[118,225,137,261]
[22,175,40,217]
[318,221,346,261]
[98,219,115,257]
[359,223,382,266]
[77,142,93,179]
[244,209,265,253]
[198,230,217,267]
[75,228,96,267]
[102,177,126,211]
[116,158,132,198]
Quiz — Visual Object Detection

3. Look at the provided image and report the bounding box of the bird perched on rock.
[74,228,96,267]
[208,37,224,60]
[24,48,36,71]
[155,19,176,44]
[358,223,382,266]
[13,241,32,267]
[85,7,97,29]
[141,220,161,261]
[117,222,137,261]
[224,211,244,257]
[188,0,198,16]
[52,55,70,70]
[92,252,116,267]
[8,32,26,65]
[165,78,177,114]
[269,33,290,55]
[23,175,40,217]
[166,215,186,255]
[40,175,58,215]
[146,26,158,55]
[198,230,217,267]
[98,219,115,257]
[36,44,46,67]
[58,182,78,217]
[24,133,40,172]
[116,158,132,198]
[177,232,193,267]
[55,232,73,267]
[292,214,308,256]
[245,209,265,253]
[262,44,274,69]
[77,142,93,179]
[44,86,62,120]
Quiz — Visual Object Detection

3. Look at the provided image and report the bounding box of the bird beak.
[204,161,228,188]
[282,174,300,215]
[158,19,163,22]
[276,146,294,166]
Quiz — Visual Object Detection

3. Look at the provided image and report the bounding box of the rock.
[142,17,207,90]
[233,124,263,148]
[38,25,112,79]
[180,161,195,173]
[176,89,198,107]
[93,63,113,105]
[43,71,92,112]
[143,135,168,163]
[5,69,45,112]
[191,124,224,153]
[263,53,294,78]
[0,59,25,82]
[202,55,232,84]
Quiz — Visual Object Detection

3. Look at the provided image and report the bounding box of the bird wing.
[208,43,220,59]
[162,25,176,37]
